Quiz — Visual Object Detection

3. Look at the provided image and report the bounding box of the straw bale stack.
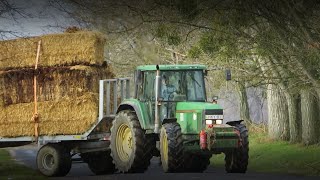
[0,31,114,137]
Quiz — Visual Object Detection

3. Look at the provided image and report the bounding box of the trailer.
[0,78,130,177]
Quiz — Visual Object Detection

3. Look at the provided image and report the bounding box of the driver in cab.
[161,75,176,101]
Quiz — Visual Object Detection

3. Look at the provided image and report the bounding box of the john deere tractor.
[110,64,249,173]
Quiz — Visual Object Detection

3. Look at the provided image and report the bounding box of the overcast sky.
[1,0,77,39]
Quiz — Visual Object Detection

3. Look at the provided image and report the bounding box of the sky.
[0,0,77,39]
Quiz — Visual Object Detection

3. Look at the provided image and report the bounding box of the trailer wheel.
[81,150,115,175]
[225,123,249,173]
[183,153,211,172]
[37,144,71,177]
[160,122,184,173]
[110,110,153,173]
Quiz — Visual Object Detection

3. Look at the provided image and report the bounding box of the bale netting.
[0,31,106,70]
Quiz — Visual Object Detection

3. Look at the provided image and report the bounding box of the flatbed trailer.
[0,78,130,177]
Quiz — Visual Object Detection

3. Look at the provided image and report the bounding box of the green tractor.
[110,64,249,173]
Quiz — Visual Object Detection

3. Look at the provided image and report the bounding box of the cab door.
[136,71,156,129]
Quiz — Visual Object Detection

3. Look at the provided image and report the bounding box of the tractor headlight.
[205,119,223,125]
[205,115,223,125]
[215,119,223,125]
[205,120,213,125]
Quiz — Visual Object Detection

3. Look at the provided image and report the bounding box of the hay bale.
[0,93,98,137]
[0,64,113,106]
[0,31,106,70]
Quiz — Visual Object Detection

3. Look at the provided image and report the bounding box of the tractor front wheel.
[160,122,184,173]
[110,110,153,173]
[225,123,249,173]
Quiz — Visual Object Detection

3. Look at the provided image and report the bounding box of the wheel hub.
[43,153,54,170]
[116,124,133,162]
[161,130,169,165]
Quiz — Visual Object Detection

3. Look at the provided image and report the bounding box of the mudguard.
[116,99,153,130]
[226,120,244,126]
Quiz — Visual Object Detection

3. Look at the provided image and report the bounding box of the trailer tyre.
[110,110,153,173]
[81,150,116,175]
[225,123,249,173]
[37,144,71,177]
[160,122,184,173]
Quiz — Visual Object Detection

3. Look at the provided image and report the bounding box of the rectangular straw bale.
[0,93,99,137]
[0,64,114,106]
[0,31,106,70]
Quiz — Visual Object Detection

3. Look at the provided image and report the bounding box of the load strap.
[32,40,41,142]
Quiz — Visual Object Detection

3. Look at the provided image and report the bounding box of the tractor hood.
[176,102,223,113]
[175,102,223,134]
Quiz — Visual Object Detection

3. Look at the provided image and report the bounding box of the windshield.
[160,70,206,102]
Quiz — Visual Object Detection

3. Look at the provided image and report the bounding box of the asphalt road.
[7,145,319,180]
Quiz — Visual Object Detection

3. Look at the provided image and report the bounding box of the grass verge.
[0,149,46,180]
[211,132,320,176]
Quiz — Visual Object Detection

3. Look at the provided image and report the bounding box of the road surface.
[7,145,319,180]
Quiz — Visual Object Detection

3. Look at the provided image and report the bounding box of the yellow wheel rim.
[161,130,169,164]
[116,124,133,162]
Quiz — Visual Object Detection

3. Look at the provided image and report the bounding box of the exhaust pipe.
[154,65,161,133]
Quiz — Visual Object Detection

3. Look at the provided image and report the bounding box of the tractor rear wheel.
[81,150,116,175]
[160,122,184,173]
[183,153,211,172]
[110,110,153,173]
[225,123,249,173]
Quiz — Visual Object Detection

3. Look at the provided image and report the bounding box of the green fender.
[116,99,154,130]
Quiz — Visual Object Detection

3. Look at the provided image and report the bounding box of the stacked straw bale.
[0,31,106,69]
[0,31,114,137]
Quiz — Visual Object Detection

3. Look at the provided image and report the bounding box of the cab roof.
[136,64,206,71]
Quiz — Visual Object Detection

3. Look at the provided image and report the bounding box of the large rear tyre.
[81,150,116,175]
[110,110,153,173]
[225,123,249,173]
[183,153,211,172]
[160,122,183,173]
[36,144,71,177]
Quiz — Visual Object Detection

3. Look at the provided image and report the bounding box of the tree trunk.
[267,84,290,140]
[237,82,252,124]
[284,92,301,143]
[300,89,319,145]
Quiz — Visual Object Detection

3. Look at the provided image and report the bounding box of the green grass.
[211,132,320,176]
[0,149,46,180]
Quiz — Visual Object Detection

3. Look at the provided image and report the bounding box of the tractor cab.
[134,65,224,133]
